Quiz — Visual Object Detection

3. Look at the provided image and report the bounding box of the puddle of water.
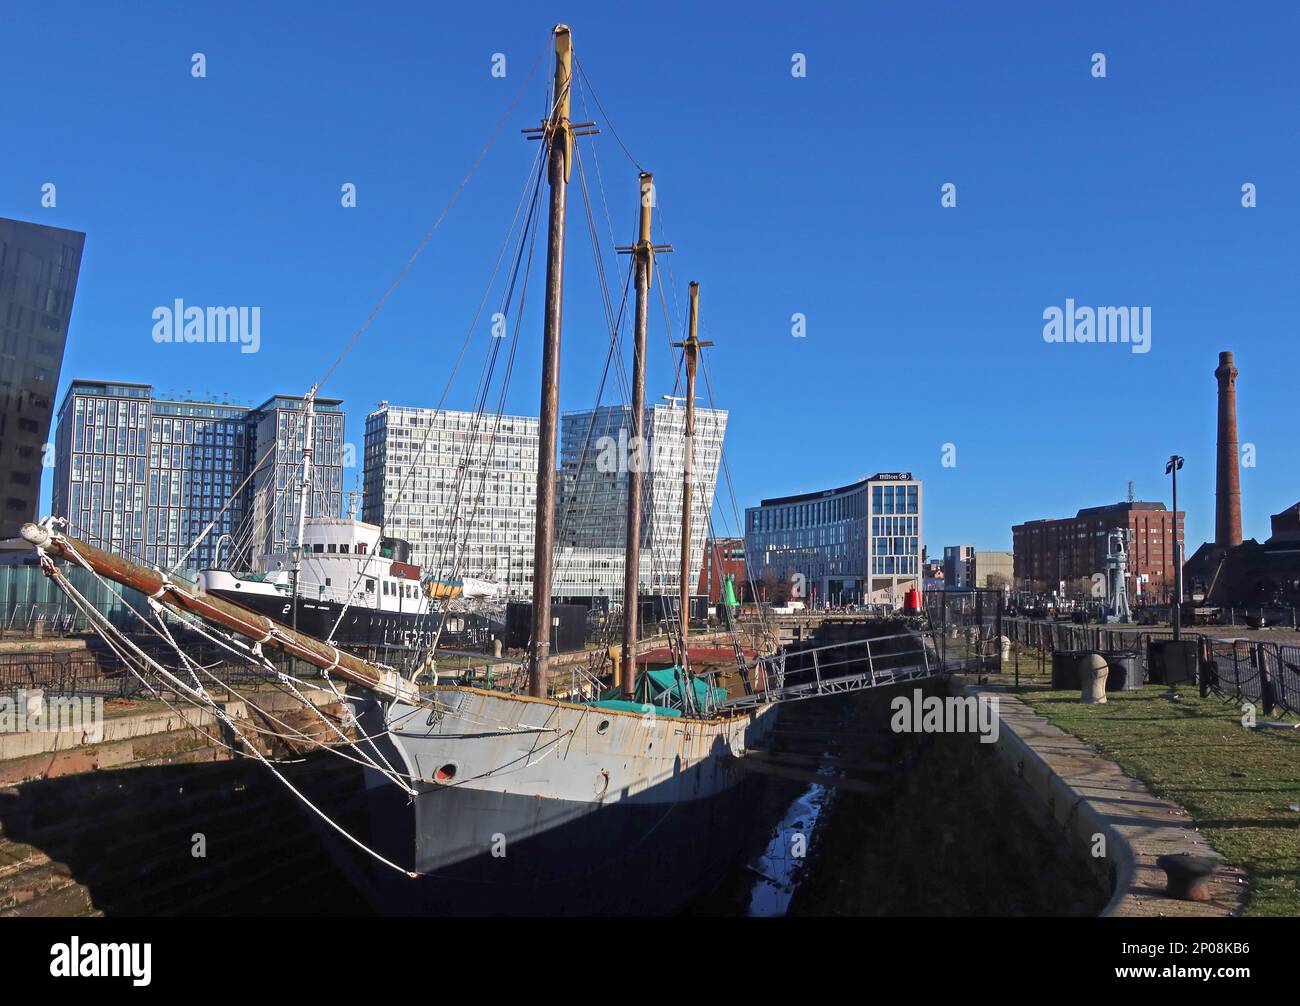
[744,778,835,917]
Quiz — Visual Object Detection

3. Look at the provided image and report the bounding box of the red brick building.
[1184,500,1300,606]
[1012,502,1185,603]
[697,536,747,603]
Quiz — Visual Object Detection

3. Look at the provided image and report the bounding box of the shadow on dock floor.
[0,752,374,916]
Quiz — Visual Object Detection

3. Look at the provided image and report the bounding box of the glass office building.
[246,394,346,561]
[51,382,344,571]
[745,473,923,606]
[0,218,85,538]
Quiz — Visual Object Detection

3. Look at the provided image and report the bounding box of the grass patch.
[1014,682,1300,916]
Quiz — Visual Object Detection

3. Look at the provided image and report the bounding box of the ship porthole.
[434,762,458,783]
[596,719,610,735]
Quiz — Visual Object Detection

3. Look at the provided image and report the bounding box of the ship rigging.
[18,24,946,914]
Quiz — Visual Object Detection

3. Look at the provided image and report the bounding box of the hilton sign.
[870,472,913,482]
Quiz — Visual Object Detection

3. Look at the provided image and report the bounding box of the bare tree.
[763,568,794,605]
[986,572,1011,592]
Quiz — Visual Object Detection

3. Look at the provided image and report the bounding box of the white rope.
[168,443,276,576]
[315,666,414,788]
[46,528,425,768]
[278,671,415,795]
[37,549,424,876]
[146,599,423,785]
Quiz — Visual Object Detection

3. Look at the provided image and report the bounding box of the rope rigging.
[19,29,801,904]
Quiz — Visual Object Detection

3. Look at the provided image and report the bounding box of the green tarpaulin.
[587,667,725,717]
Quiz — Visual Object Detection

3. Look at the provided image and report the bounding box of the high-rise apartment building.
[360,399,727,606]
[0,218,85,538]
[362,403,539,598]
[943,545,975,588]
[246,394,346,561]
[555,401,727,604]
[52,382,344,571]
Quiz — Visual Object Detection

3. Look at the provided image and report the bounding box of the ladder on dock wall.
[722,629,970,712]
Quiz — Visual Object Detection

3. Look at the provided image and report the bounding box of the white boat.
[199,517,437,651]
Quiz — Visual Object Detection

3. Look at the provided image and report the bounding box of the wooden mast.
[673,282,712,661]
[619,172,655,698]
[526,24,575,699]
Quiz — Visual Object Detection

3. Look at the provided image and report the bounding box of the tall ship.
[340,24,781,912]
[22,24,791,915]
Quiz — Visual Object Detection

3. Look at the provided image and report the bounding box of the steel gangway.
[716,627,982,712]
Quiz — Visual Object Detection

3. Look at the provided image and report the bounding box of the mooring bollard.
[492,637,503,659]
[1156,853,1218,902]
[1078,652,1109,704]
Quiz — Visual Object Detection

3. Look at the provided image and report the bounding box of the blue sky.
[4,1,1297,552]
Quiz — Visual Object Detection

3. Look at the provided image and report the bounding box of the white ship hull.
[349,685,778,914]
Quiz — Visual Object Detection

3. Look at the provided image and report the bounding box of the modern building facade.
[0,218,85,538]
[362,403,539,599]
[943,545,975,589]
[745,472,923,606]
[1012,501,1184,602]
[554,400,727,605]
[246,393,345,562]
[360,399,727,607]
[51,381,343,571]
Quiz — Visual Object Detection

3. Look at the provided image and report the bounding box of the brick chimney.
[1214,351,1242,548]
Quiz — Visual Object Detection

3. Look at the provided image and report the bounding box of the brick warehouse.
[1012,501,1185,603]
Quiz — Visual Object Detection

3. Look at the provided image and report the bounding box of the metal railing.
[0,634,297,699]
[1202,638,1300,716]
[1001,615,1300,718]
[1002,618,1151,656]
[720,626,969,711]
[0,648,143,698]
[1,603,96,639]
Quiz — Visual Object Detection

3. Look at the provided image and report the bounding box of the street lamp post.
[1166,455,1184,640]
